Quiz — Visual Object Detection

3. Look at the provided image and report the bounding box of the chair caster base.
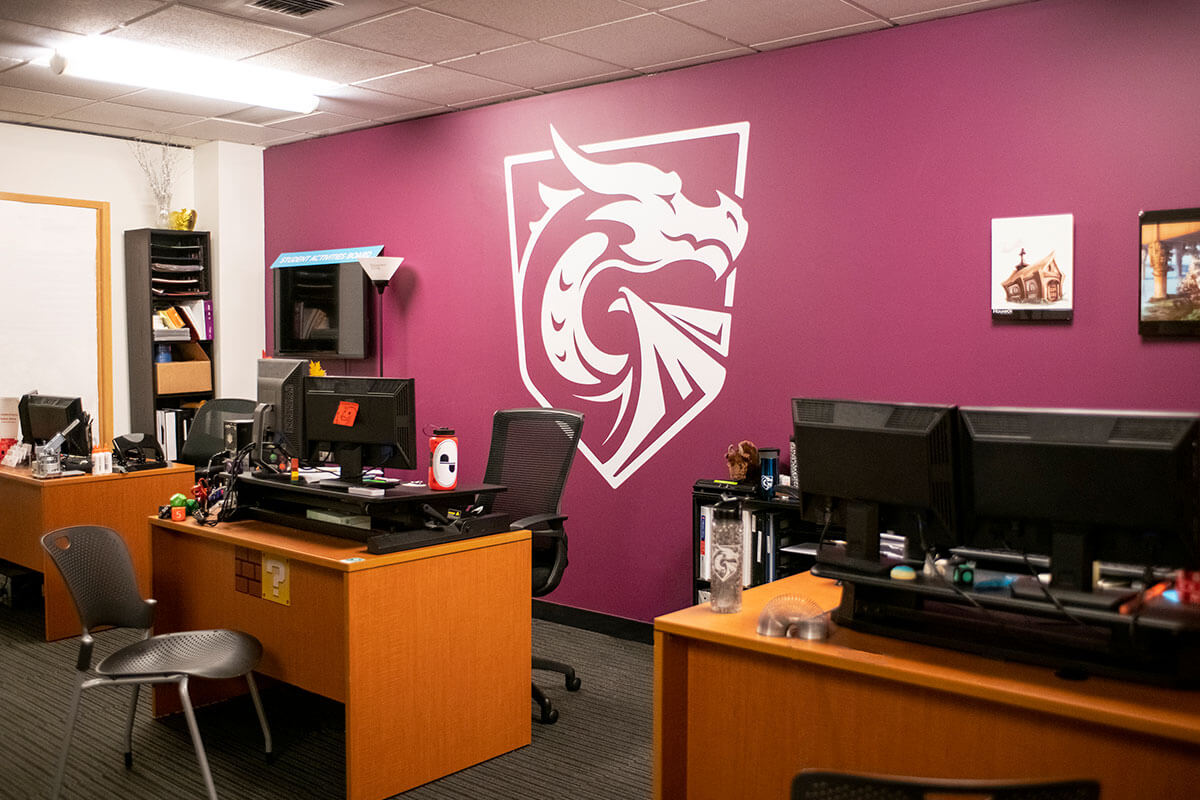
[565,673,581,691]
[537,705,559,725]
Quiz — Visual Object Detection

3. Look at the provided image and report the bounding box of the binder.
[698,504,713,581]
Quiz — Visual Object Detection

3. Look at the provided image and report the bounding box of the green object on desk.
[169,492,188,507]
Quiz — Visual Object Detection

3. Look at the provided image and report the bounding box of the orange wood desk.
[654,572,1200,800]
[149,516,532,800]
[0,462,194,640]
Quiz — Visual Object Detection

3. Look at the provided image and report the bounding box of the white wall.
[0,122,264,436]
[194,140,266,402]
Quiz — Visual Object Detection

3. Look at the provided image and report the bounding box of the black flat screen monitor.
[792,397,957,570]
[958,406,1200,592]
[256,357,306,457]
[304,375,415,484]
[18,394,90,457]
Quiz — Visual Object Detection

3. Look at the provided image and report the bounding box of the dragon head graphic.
[507,124,750,487]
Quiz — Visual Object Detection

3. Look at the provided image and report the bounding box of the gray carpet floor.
[0,597,652,799]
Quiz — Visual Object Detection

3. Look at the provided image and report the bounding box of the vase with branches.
[129,137,182,227]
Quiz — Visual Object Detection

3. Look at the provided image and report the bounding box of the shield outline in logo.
[504,122,750,488]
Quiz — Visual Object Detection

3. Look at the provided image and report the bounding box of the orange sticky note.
[333,401,359,427]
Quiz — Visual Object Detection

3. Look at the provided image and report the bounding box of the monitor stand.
[814,501,893,576]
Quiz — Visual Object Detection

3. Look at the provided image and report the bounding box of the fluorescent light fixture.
[46,37,336,114]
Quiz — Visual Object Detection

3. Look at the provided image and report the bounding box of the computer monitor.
[792,397,958,570]
[18,394,91,457]
[958,406,1200,593]
[255,357,307,459]
[304,375,416,485]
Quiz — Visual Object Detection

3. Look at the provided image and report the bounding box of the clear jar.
[709,503,743,613]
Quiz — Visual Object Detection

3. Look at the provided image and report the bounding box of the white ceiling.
[0,0,1031,148]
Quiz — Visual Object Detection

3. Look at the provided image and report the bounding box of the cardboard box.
[155,341,212,394]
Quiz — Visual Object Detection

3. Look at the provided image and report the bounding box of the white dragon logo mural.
[505,123,750,488]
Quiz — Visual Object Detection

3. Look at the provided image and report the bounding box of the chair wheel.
[565,675,581,691]
[124,751,133,770]
[539,706,559,724]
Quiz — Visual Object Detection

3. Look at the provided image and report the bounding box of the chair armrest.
[511,512,567,531]
[532,528,570,596]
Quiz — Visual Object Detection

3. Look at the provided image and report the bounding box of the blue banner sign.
[270,245,384,269]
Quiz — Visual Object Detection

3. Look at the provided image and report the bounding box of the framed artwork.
[1139,207,1200,337]
[991,214,1073,323]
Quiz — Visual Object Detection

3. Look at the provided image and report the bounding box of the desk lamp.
[359,257,403,377]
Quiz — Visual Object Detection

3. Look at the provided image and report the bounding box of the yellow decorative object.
[168,208,197,230]
[308,360,326,376]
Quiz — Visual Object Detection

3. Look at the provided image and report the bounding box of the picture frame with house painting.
[990,213,1074,322]
[1139,207,1200,338]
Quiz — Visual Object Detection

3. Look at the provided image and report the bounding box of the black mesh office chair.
[41,525,271,800]
[481,408,584,725]
[177,398,256,475]
[791,770,1100,800]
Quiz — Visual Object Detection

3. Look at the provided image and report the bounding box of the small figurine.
[725,440,759,481]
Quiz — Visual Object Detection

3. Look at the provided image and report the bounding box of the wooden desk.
[149,517,531,800]
[654,572,1200,800]
[0,463,194,640]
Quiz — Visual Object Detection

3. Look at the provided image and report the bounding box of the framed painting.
[991,213,1073,323]
[1139,207,1200,337]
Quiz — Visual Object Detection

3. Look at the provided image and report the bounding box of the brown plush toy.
[725,440,759,481]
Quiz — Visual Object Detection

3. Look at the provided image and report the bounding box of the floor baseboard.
[533,600,653,644]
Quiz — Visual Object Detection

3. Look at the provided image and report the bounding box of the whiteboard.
[0,193,112,446]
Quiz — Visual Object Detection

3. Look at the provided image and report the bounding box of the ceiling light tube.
[47,37,335,114]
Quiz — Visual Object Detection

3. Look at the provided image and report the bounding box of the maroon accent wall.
[264,0,1200,622]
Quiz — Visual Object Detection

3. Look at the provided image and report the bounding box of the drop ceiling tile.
[37,117,163,140]
[0,0,161,36]
[0,84,93,116]
[220,106,310,126]
[662,0,878,47]
[0,19,83,62]
[0,62,138,101]
[358,64,524,105]
[640,46,754,73]
[446,88,537,108]
[244,39,422,84]
[316,85,441,119]
[447,42,626,89]
[546,14,740,70]
[180,0,412,36]
[861,0,1029,25]
[535,69,639,94]
[622,0,689,8]
[110,5,305,61]
[115,88,252,117]
[328,7,521,64]
[0,109,41,123]
[266,110,363,133]
[754,20,888,50]
[171,117,283,145]
[58,100,203,132]
[261,131,315,147]
[423,0,646,39]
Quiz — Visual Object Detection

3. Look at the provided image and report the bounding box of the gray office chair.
[792,770,1100,800]
[480,407,584,724]
[177,398,256,475]
[40,525,271,800]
